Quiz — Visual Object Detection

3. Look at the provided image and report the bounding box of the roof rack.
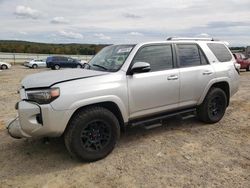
[167,37,217,41]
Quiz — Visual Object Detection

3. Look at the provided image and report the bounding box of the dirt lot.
[0,66,249,188]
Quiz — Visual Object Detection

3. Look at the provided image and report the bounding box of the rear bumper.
[6,101,73,139]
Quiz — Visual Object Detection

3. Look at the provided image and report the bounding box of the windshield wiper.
[92,64,108,70]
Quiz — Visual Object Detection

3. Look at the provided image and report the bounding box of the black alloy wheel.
[64,106,120,162]
[197,87,227,123]
[208,96,224,120]
[80,120,112,152]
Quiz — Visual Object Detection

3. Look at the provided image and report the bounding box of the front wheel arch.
[65,102,125,133]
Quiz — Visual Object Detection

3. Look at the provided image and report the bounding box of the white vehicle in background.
[26,59,46,69]
[80,59,88,65]
[0,61,11,70]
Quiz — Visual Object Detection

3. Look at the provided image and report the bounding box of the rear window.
[207,43,232,62]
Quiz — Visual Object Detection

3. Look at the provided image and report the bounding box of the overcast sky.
[0,0,249,46]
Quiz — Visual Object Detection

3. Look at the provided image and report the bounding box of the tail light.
[234,62,240,74]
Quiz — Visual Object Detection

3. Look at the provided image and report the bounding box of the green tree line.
[229,47,246,52]
[0,40,108,55]
[0,40,245,55]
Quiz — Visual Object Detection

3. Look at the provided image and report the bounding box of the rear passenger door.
[127,44,180,119]
[176,44,215,107]
[68,58,75,68]
[62,57,70,67]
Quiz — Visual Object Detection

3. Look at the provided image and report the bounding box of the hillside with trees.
[0,40,246,55]
[0,40,109,55]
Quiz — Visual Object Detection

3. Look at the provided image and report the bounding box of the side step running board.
[130,108,196,129]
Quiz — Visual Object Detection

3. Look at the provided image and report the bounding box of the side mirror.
[130,62,151,74]
[82,62,90,69]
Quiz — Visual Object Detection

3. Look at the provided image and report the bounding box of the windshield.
[241,54,246,59]
[87,45,135,72]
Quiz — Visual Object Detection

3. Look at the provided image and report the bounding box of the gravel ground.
[0,66,249,188]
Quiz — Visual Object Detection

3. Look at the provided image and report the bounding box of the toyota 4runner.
[7,38,240,161]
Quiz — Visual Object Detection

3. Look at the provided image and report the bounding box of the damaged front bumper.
[7,117,27,139]
[6,100,73,139]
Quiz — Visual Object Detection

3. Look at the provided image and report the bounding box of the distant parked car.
[0,61,11,70]
[233,53,250,71]
[80,59,88,64]
[26,59,46,69]
[46,56,82,70]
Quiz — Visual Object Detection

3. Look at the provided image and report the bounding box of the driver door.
[127,44,180,119]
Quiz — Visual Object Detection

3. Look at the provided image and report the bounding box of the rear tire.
[76,64,82,68]
[64,106,120,162]
[32,64,38,69]
[197,88,227,124]
[54,64,60,70]
[246,66,250,71]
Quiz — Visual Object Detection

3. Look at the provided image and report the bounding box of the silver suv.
[7,38,240,161]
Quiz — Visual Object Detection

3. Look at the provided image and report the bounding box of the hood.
[22,69,108,89]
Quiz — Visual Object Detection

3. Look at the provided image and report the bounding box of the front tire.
[32,64,38,69]
[64,106,120,162]
[197,88,227,124]
[1,64,8,69]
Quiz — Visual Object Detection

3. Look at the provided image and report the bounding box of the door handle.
[203,70,213,75]
[167,75,178,80]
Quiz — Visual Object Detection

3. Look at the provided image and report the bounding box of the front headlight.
[26,88,60,104]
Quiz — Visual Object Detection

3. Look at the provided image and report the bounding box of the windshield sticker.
[117,47,133,53]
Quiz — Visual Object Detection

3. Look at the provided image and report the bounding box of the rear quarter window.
[207,43,232,62]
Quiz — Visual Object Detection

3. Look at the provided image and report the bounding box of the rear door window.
[53,57,60,61]
[68,58,74,63]
[207,43,232,62]
[61,57,67,62]
[176,44,208,67]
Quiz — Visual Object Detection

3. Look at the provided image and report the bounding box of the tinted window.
[53,57,60,61]
[207,43,232,62]
[132,45,173,72]
[199,49,209,65]
[177,44,202,67]
[240,53,246,59]
[54,57,67,62]
[68,58,74,62]
[61,57,68,61]
[46,57,52,62]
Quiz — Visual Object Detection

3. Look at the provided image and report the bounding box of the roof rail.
[167,37,217,41]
